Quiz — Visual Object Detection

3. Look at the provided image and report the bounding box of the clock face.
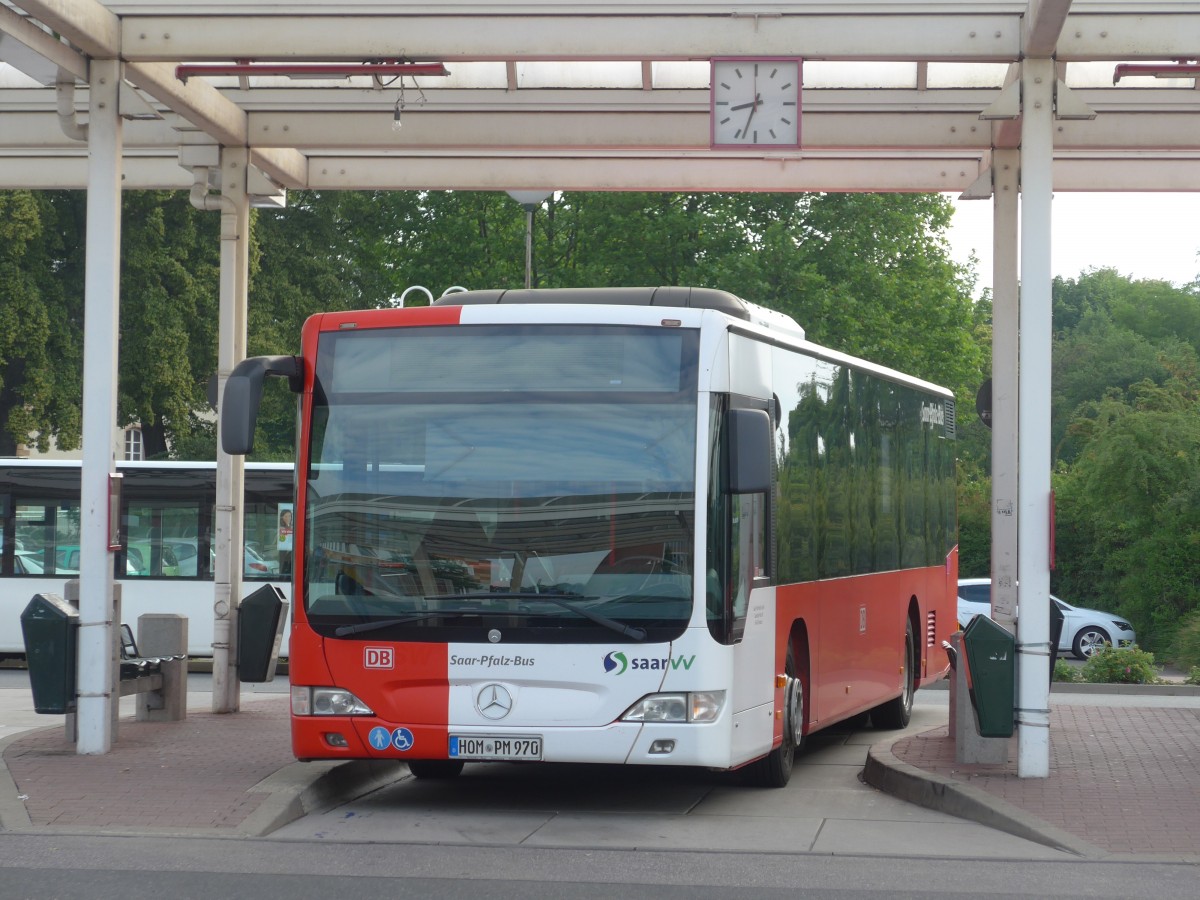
[711,58,801,148]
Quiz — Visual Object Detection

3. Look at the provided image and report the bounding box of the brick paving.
[5,693,1198,854]
[891,705,1200,856]
[4,697,292,830]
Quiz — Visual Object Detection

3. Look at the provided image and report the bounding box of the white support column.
[990,148,1019,633]
[211,147,250,714]
[1017,59,1055,779]
[76,59,123,755]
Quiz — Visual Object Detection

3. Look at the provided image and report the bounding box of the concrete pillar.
[75,59,123,755]
[990,148,1020,633]
[212,146,251,714]
[1016,59,1055,779]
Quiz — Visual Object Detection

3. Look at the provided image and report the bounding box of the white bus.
[0,460,294,658]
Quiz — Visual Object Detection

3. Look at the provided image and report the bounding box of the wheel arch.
[907,594,923,688]
[784,618,811,735]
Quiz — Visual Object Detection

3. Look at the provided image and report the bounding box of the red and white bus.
[223,287,957,786]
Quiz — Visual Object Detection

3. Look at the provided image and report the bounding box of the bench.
[60,604,189,742]
[118,622,187,711]
[24,587,190,743]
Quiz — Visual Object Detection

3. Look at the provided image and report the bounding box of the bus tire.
[743,644,804,788]
[407,759,465,780]
[870,619,915,730]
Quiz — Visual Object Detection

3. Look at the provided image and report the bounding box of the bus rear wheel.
[744,645,804,788]
[407,759,465,780]
[870,619,915,730]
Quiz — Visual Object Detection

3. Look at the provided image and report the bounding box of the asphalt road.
[3,670,1198,898]
[1,832,1197,899]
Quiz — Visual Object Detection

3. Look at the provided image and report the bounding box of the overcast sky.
[946,193,1200,291]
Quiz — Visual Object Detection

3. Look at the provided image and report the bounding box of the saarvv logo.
[603,651,696,674]
[603,651,628,675]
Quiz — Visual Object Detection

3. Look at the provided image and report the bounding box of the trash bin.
[20,593,79,714]
[238,584,288,683]
[961,614,1016,738]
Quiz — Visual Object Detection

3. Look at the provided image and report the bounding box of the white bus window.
[127,504,201,577]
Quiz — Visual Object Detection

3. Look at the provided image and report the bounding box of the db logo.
[364,647,394,670]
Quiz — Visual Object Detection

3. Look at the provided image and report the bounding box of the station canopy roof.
[2,1,1199,199]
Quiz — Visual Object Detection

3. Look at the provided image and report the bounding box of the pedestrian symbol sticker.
[368,727,391,751]
[391,727,415,752]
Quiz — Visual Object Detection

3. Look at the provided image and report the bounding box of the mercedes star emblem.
[475,683,514,720]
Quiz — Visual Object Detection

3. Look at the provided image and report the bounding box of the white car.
[957,577,1136,660]
[13,551,46,575]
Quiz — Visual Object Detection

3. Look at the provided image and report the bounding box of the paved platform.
[1,682,1197,861]
[867,700,1200,860]
[0,693,402,837]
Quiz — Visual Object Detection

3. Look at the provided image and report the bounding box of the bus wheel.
[744,645,804,788]
[870,620,915,730]
[407,759,465,780]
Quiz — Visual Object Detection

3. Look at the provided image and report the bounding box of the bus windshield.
[303,324,700,643]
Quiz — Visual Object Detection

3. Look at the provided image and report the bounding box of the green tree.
[6,188,986,464]
[1054,377,1200,651]
[1052,311,1198,463]
[362,190,527,300]
[0,191,84,456]
[118,191,221,459]
[765,193,984,396]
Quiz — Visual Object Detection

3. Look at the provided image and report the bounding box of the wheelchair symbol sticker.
[391,727,415,752]
[368,727,391,751]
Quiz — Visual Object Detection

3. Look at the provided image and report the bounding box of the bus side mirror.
[728,408,771,494]
[220,355,303,455]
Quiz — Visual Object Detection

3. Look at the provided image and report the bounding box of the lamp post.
[506,190,553,289]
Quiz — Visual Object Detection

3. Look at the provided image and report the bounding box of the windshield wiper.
[489,592,648,641]
[334,608,489,637]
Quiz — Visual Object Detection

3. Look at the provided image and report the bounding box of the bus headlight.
[621,691,725,723]
[292,686,374,716]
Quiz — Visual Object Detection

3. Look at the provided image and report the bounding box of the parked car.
[162,538,280,578]
[60,543,168,577]
[14,551,46,575]
[242,543,279,577]
[957,577,1136,660]
[124,542,180,577]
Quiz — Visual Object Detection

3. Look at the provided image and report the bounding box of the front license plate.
[449,735,543,761]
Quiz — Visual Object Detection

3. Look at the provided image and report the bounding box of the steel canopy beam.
[13,4,306,187]
[238,106,1200,152]
[0,154,192,189]
[1055,12,1200,60]
[1023,0,1073,58]
[0,4,88,81]
[14,3,1197,65]
[2,149,1197,195]
[297,152,1197,193]
[12,0,118,60]
[123,62,308,188]
[116,13,1021,62]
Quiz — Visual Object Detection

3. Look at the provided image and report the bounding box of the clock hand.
[742,93,761,133]
[729,98,763,112]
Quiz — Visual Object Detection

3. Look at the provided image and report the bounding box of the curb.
[1047,681,1200,696]
[0,721,406,838]
[0,730,34,832]
[920,681,1200,696]
[240,758,406,837]
[862,735,1105,860]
